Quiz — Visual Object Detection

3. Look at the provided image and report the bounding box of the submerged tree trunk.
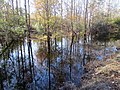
[82,0,88,66]
[46,0,51,89]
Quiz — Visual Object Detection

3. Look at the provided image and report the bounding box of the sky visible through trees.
[0,0,120,90]
[5,0,120,14]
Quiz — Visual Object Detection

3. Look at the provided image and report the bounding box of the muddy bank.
[80,59,120,90]
[59,55,120,90]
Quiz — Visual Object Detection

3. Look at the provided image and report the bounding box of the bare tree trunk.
[82,0,88,65]
[46,0,51,89]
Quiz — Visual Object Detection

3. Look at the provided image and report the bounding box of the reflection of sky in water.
[31,38,84,88]
[0,38,85,89]
[57,38,70,49]
[96,47,118,60]
[0,38,119,89]
[80,47,83,55]
[96,55,103,60]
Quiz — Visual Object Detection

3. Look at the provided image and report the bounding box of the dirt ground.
[80,58,120,90]
[59,53,120,90]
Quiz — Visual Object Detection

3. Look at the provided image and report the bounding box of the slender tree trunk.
[46,0,51,89]
[82,0,88,65]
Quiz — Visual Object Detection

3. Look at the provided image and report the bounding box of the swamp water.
[0,38,118,90]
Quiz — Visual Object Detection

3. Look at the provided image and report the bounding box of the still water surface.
[0,38,84,90]
[0,38,118,90]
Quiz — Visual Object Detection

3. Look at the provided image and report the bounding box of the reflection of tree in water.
[0,38,85,89]
[36,45,47,62]
[36,43,60,63]
[0,40,35,90]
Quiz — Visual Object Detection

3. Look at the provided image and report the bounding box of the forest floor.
[60,53,120,90]
[80,53,120,90]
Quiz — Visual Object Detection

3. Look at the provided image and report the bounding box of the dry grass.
[95,61,120,75]
[81,60,120,90]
